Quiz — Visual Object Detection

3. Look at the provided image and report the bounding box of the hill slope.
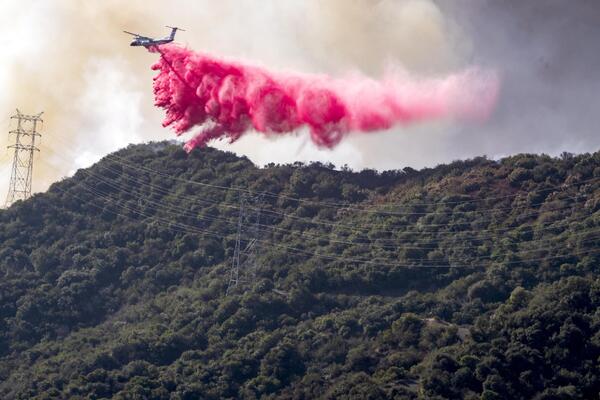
[0,143,599,399]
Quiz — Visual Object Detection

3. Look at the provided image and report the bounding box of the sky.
[1,0,599,200]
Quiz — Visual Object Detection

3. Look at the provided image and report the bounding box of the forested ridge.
[0,142,599,399]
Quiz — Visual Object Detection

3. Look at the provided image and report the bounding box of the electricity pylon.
[226,193,264,295]
[4,110,43,208]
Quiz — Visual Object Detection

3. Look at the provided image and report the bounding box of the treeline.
[0,142,598,399]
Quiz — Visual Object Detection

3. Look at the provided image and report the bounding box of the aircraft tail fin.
[166,26,185,41]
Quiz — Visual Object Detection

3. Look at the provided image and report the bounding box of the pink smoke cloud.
[151,44,499,151]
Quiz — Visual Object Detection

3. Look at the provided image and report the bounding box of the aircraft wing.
[123,31,150,39]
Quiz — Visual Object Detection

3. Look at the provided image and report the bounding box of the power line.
[40,139,600,257]
[104,150,600,212]
[58,182,600,288]
[91,149,595,227]
[29,137,597,297]
[62,149,593,237]
[54,174,600,270]
[66,156,596,245]
[39,136,592,250]
[43,134,597,233]
[68,166,599,255]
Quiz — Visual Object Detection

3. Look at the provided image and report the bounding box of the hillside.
[0,143,599,399]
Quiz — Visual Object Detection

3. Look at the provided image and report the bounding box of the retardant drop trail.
[151,44,499,152]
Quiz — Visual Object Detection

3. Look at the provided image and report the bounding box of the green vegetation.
[0,143,599,399]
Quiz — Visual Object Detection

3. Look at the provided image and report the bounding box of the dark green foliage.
[0,142,599,399]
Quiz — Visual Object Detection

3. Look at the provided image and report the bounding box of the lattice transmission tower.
[226,193,264,295]
[4,110,43,208]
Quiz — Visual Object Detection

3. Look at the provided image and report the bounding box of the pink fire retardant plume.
[151,44,499,152]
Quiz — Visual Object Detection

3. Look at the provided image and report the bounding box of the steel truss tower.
[4,110,43,208]
[226,193,264,295]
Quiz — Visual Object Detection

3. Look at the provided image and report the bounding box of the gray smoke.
[435,0,600,158]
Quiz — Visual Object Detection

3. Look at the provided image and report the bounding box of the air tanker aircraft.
[123,26,184,47]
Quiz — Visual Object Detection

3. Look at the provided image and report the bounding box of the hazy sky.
[1,0,599,200]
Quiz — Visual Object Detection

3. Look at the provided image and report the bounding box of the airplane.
[123,26,185,47]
